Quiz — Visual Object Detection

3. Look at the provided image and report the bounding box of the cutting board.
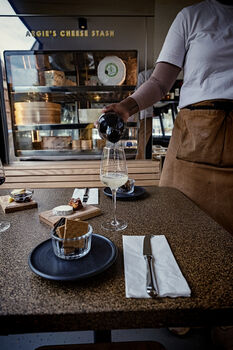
[39,205,102,227]
[0,195,38,213]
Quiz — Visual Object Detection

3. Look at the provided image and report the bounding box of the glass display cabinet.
[152,101,179,147]
[4,50,138,160]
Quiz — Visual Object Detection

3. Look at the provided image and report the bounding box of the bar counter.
[0,186,232,335]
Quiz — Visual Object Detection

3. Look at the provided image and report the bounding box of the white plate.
[97,56,126,86]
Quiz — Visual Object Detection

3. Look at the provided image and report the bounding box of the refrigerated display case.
[4,50,138,160]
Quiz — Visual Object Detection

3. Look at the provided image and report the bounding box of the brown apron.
[159,100,233,235]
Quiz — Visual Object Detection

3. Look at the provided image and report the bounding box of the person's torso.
[180,0,233,108]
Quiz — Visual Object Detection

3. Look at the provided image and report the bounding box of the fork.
[83,188,90,203]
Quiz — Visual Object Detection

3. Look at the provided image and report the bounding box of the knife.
[143,235,159,297]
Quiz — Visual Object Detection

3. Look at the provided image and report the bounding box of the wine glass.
[100,145,128,231]
[0,159,10,232]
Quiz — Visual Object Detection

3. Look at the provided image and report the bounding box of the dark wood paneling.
[8,0,154,16]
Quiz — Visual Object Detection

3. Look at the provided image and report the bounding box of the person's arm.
[103,62,181,121]
[103,8,187,122]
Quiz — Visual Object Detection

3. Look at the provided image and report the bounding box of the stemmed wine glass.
[100,145,128,231]
[0,159,10,232]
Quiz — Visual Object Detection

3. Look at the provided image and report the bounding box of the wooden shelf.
[12,85,136,94]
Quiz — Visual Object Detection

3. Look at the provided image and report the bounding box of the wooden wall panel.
[8,0,154,16]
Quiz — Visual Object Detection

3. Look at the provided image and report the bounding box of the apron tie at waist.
[185,100,233,112]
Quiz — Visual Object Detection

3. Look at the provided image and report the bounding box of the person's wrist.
[120,97,139,117]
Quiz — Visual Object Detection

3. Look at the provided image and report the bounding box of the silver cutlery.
[83,188,90,203]
[143,235,159,298]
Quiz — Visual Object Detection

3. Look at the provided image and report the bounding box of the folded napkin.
[123,235,191,298]
[72,188,99,205]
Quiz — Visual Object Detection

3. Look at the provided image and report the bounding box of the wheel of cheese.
[97,56,126,86]
[52,205,73,216]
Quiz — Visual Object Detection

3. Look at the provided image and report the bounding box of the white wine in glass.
[0,159,10,232]
[100,145,128,231]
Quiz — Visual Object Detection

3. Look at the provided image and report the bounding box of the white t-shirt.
[157,0,233,109]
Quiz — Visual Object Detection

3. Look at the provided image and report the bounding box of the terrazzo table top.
[0,187,232,335]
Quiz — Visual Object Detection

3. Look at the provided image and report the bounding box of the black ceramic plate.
[28,234,117,281]
[103,186,146,200]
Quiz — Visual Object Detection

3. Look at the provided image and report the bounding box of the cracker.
[56,224,65,238]
[63,219,88,252]
[64,219,88,239]
[64,247,75,255]
[63,238,85,250]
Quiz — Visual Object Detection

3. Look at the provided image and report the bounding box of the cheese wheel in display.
[97,56,126,86]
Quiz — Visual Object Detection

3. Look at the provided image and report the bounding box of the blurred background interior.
[0,0,192,165]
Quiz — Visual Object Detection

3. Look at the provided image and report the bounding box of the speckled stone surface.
[0,187,232,335]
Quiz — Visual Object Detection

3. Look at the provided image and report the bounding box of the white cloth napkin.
[123,235,191,298]
[72,188,99,204]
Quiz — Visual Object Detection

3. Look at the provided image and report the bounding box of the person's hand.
[102,102,130,122]
[94,97,139,128]
[94,102,129,128]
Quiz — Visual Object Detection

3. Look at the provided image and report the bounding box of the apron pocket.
[176,109,233,167]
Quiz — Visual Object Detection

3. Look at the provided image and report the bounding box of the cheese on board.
[52,205,73,216]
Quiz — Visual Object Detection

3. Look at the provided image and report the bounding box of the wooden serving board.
[0,195,38,213]
[39,205,102,227]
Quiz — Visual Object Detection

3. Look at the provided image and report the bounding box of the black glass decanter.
[98,112,125,144]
